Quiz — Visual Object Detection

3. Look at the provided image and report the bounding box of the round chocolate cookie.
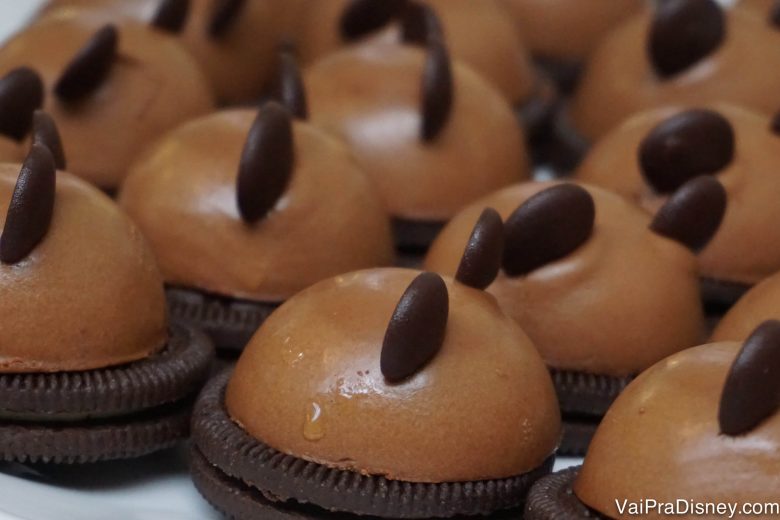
[525,467,605,520]
[0,324,213,463]
[193,371,554,519]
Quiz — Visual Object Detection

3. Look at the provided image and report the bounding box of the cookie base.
[525,467,609,520]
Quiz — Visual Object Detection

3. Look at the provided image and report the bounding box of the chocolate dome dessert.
[0,8,214,190]
[119,100,394,353]
[576,105,780,308]
[192,246,560,517]
[498,0,644,92]
[425,179,726,453]
[305,35,528,255]
[0,144,213,463]
[526,320,780,519]
[558,0,780,169]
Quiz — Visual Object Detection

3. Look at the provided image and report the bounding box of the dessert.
[576,105,780,308]
[497,0,645,92]
[425,179,726,454]
[0,144,213,463]
[0,7,214,190]
[191,248,560,517]
[0,67,44,163]
[305,36,528,254]
[119,101,394,353]
[526,320,780,519]
[712,270,780,341]
[558,0,780,170]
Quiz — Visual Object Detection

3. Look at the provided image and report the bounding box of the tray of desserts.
[0,0,778,519]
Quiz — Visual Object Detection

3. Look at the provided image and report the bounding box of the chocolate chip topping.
[648,0,725,78]
[32,111,66,170]
[381,272,449,383]
[770,1,780,28]
[208,0,246,38]
[401,1,444,45]
[339,0,407,41]
[771,112,780,135]
[236,102,294,224]
[650,175,726,253]
[151,0,190,34]
[503,184,596,277]
[0,68,44,141]
[719,320,780,436]
[271,49,308,120]
[455,208,504,290]
[639,109,735,194]
[55,25,118,102]
[420,38,453,142]
[0,144,56,265]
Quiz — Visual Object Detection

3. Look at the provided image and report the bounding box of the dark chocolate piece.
[193,371,553,518]
[639,109,734,194]
[650,175,726,253]
[0,144,56,265]
[503,184,595,277]
[648,0,725,78]
[401,1,444,45]
[0,324,213,420]
[237,102,294,224]
[208,0,245,38]
[55,25,118,101]
[420,38,453,142]
[272,50,308,120]
[719,320,780,436]
[0,68,44,141]
[770,1,780,28]
[339,0,407,41]
[455,208,504,290]
[771,112,780,135]
[151,0,190,33]
[381,272,448,382]
[32,111,66,170]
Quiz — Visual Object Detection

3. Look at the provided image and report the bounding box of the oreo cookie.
[525,467,607,520]
[550,369,633,456]
[0,324,214,463]
[391,218,445,267]
[192,371,554,519]
[166,286,280,354]
[701,277,751,316]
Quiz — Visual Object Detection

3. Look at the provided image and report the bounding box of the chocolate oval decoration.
[151,0,190,33]
[639,109,735,194]
[503,184,595,277]
[236,102,294,224]
[650,175,726,253]
[272,50,308,120]
[770,1,780,28]
[55,25,118,101]
[0,144,56,265]
[32,111,66,170]
[209,0,246,38]
[401,1,444,45]
[340,0,407,41]
[771,111,780,135]
[381,272,449,383]
[719,320,780,436]
[455,208,504,290]
[648,0,725,78]
[0,68,44,141]
[420,38,453,142]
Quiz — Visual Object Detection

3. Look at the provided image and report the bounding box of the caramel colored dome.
[425,182,704,376]
[226,268,560,483]
[498,0,644,62]
[576,104,780,286]
[119,108,394,303]
[712,271,780,342]
[571,7,780,141]
[295,0,536,107]
[0,10,214,189]
[575,341,780,517]
[0,164,167,373]
[306,41,528,223]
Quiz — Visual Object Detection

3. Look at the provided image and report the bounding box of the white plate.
[0,2,580,518]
